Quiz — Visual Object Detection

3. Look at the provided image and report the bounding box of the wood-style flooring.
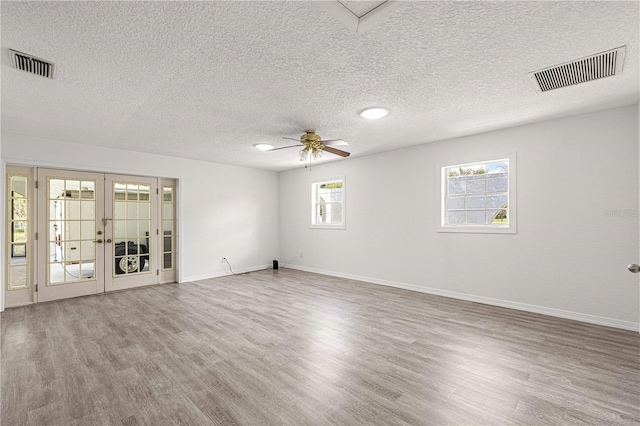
[1,269,639,425]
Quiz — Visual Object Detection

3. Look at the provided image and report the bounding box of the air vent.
[529,46,625,93]
[9,49,55,79]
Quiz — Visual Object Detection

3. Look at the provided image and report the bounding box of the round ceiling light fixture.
[254,143,274,151]
[359,107,389,120]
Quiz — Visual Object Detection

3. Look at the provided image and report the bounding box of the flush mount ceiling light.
[359,107,389,120]
[254,143,274,151]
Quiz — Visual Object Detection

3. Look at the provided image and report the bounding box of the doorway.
[4,166,176,306]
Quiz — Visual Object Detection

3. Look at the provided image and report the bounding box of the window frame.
[438,153,517,234]
[310,176,346,230]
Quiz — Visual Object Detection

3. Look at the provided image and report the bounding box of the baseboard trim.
[285,265,639,332]
[182,264,271,283]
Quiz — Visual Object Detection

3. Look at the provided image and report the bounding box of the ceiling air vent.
[529,46,625,93]
[9,49,55,79]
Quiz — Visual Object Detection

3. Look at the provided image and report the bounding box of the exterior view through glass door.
[25,168,175,304]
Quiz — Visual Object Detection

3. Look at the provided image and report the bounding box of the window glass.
[7,174,30,290]
[311,178,345,229]
[441,156,515,233]
[162,186,175,270]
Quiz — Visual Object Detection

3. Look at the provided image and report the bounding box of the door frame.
[159,178,177,284]
[4,166,36,307]
[2,165,178,309]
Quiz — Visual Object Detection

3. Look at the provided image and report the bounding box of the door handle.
[94,239,103,244]
[106,239,112,243]
[628,264,640,273]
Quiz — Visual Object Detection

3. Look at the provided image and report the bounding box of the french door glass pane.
[47,178,97,285]
[113,182,151,275]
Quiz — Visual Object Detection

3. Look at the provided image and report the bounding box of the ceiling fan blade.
[268,144,303,152]
[323,145,351,157]
[322,139,349,146]
[282,137,300,142]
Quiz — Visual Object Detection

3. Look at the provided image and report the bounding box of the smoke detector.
[9,49,56,79]
[529,46,625,93]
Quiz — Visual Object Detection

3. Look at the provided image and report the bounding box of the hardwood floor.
[1,269,639,425]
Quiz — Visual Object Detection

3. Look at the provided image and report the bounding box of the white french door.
[37,169,106,302]
[104,174,158,292]
[29,168,174,304]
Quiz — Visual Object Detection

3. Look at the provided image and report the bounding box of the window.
[311,177,345,229]
[440,154,516,233]
[7,174,30,290]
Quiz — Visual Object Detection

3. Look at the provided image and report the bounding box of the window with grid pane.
[311,177,345,229]
[441,156,516,233]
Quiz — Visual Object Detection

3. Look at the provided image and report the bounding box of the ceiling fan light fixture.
[273,130,350,166]
[360,107,389,120]
[254,143,274,151]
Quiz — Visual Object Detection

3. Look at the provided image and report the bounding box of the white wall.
[0,134,3,311]
[1,134,280,290]
[280,104,640,331]
[3,106,638,330]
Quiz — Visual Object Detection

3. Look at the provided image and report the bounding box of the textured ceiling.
[1,1,638,172]
[339,1,387,17]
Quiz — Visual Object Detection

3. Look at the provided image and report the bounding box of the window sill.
[310,224,346,230]
[438,225,516,234]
